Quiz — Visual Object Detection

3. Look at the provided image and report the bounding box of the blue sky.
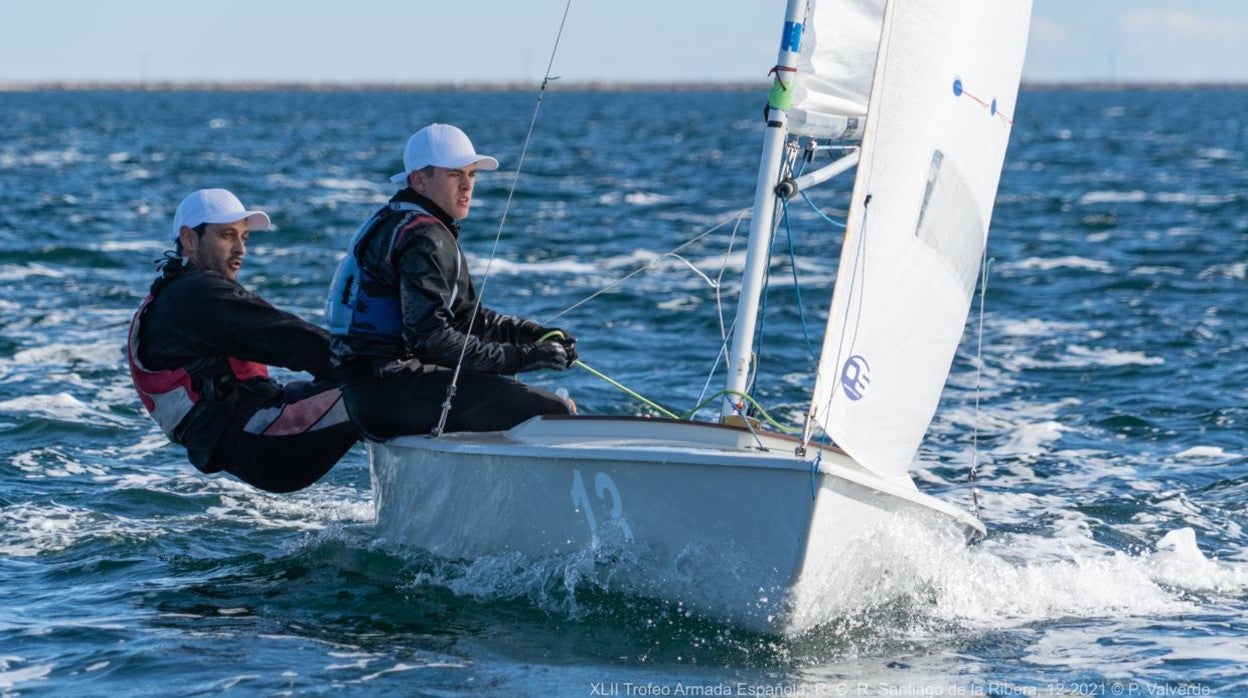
[2,1,1246,84]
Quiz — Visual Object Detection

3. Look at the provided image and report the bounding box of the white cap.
[170,188,272,242]
[389,123,499,185]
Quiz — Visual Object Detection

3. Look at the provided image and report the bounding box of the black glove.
[530,326,579,367]
[517,341,569,372]
[550,328,578,366]
[517,319,547,344]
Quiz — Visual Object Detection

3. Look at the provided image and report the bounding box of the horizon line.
[3,79,1248,93]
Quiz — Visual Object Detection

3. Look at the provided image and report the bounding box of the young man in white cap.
[127,188,358,492]
[326,123,576,439]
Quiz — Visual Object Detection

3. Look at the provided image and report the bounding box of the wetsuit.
[129,258,358,492]
[328,188,569,440]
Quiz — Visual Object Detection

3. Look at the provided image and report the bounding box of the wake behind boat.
[365,0,1032,635]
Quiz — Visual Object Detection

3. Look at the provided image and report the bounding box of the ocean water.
[0,86,1245,695]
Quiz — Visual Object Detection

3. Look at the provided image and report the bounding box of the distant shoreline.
[1,80,1247,93]
[1,80,753,93]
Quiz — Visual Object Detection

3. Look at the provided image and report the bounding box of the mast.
[721,0,807,421]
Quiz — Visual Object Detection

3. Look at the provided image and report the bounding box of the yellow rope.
[680,389,800,434]
[535,329,798,432]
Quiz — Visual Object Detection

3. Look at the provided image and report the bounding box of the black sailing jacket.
[136,258,335,470]
[330,188,545,376]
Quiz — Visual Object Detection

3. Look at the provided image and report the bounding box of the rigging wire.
[969,256,993,519]
[665,253,719,288]
[806,192,872,449]
[432,0,574,437]
[691,213,746,418]
[526,129,858,437]
[799,190,847,228]
[542,210,747,325]
[779,198,820,362]
[535,138,852,433]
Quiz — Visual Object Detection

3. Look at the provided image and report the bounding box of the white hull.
[369,416,983,636]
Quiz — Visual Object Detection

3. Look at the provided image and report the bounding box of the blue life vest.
[325,201,428,341]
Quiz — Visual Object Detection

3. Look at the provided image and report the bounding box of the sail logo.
[840,355,871,400]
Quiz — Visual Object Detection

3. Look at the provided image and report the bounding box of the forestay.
[805,0,1033,480]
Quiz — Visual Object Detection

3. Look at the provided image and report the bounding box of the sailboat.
[367,0,1032,636]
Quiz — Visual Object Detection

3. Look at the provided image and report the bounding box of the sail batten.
[805,0,1033,479]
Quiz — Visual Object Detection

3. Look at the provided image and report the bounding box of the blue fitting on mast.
[780,21,803,52]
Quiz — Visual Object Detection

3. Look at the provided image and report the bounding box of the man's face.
[413,165,477,220]
[181,220,248,281]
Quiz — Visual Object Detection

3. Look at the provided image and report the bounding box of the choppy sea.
[0,86,1245,695]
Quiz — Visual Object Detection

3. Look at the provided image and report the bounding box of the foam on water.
[596,191,675,206]
[848,521,1197,625]
[308,191,390,207]
[1131,265,1185,276]
[831,516,1245,642]
[0,660,55,693]
[1152,528,1248,593]
[0,146,91,169]
[11,446,111,479]
[391,504,1245,648]
[203,481,372,533]
[0,502,150,557]
[937,396,1081,456]
[469,256,598,276]
[11,340,121,367]
[1078,190,1147,205]
[1175,446,1242,459]
[1154,191,1240,205]
[0,392,127,426]
[1008,256,1114,273]
[1196,147,1239,160]
[655,296,702,312]
[412,544,606,620]
[996,419,1066,457]
[0,263,66,282]
[93,240,164,253]
[76,431,174,469]
[1008,344,1164,370]
[101,471,170,489]
[1200,261,1246,280]
[1066,344,1165,367]
[314,177,381,191]
[996,318,1085,337]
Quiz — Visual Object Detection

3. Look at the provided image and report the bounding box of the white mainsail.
[806,0,1033,479]
[788,0,885,140]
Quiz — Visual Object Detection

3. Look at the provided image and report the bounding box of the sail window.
[913,150,985,299]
